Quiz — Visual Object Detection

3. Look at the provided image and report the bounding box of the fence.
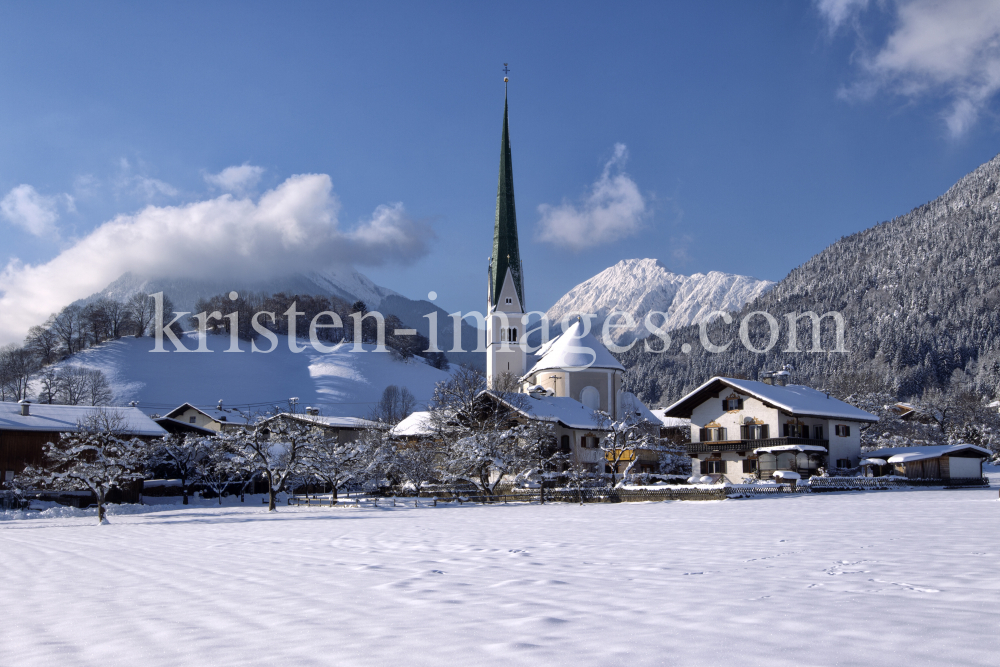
[286,475,991,508]
[809,476,989,491]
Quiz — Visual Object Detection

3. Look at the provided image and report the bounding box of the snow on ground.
[2,488,998,666]
[44,333,452,417]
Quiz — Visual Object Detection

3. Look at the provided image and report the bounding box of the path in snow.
[1,489,998,666]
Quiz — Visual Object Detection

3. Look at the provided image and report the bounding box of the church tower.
[486,80,526,388]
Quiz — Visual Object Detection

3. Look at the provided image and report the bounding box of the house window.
[505,297,512,304]
[580,435,599,448]
[836,458,851,469]
[783,423,806,438]
[814,425,823,440]
[740,424,769,440]
[835,425,851,437]
[189,416,196,424]
[700,459,725,474]
[699,427,728,442]
[723,397,744,411]
[560,435,571,454]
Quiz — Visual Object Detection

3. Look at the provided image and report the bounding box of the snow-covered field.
[2,489,998,667]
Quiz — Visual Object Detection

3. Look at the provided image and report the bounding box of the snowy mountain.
[89,267,400,315]
[546,259,774,341]
[45,333,453,418]
[621,151,1000,405]
[81,269,486,370]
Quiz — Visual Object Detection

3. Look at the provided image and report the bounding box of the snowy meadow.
[2,489,999,667]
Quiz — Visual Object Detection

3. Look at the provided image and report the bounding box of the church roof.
[490,90,524,309]
[527,319,625,374]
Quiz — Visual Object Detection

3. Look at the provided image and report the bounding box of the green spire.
[491,90,524,309]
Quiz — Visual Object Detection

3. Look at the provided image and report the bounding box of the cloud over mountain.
[0,173,432,345]
[536,143,647,251]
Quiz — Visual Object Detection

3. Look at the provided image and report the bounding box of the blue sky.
[2,1,1000,343]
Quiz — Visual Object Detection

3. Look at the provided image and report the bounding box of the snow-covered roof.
[487,391,604,430]
[867,443,991,463]
[662,377,879,423]
[164,403,252,425]
[772,470,801,480]
[860,458,887,466]
[153,417,218,435]
[619,392,660,424]
[269,413,378,430]
[527,319,625,375]
[754,444,828,454]
[391,411,434,437]
[0,403,167,436]
[649,409,691,429]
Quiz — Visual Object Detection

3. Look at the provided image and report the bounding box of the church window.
[580,386,600,410]
[510,328,517,341]
[505,297,512,304]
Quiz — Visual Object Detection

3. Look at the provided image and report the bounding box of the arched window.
[510,328,517,342]
[580,386,600,410]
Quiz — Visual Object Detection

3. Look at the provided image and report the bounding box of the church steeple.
[490,88,524,310]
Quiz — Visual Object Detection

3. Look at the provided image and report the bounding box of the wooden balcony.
[685,437,829,455]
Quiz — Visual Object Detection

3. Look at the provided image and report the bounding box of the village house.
[160,402,251,433]
[862,443,989,481]
[662,375,878,482]
[0,400,166,491]
[261,410,378,442]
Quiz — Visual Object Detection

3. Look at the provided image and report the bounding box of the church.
[484,80,653,426]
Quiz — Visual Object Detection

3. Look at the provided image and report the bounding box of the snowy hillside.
[546,259,773,340]
[43,333,452,418]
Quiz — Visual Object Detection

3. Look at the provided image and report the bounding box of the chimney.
[759,371,774,385]
[774,371,789,387]
[306,407,319,416]
[18,399,30,417]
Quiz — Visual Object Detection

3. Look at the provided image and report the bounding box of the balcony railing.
[685,437,829,455]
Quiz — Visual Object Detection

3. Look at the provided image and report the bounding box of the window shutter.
[783,424,789,437]
[844,426,850,437]
[722,399,728,411]
[719,427,727,441]
[762,425,769,439]
[738,399,744,410]
[700,460,708,474]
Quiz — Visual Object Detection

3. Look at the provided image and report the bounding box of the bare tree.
[370,385,416,425]
[16,409,147,524]
[596,407,658,488]
[223,415,315,511]
[57,367,90,405]
[24,323,60,364]
[36,367,61,404]
[50,305,82,356]
[0,344,39,401]
[429,366,528,497]
[148,435,211,505]
[127,292,156,337]
[82,368,114,406]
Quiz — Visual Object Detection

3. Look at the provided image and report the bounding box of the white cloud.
[816,0,869,30]
[820,0,1000,136]
[536,144,647,251]
[116,158,179,201]
[0,173,432,345]
[0,185,65,238]
[205,163,265,194]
